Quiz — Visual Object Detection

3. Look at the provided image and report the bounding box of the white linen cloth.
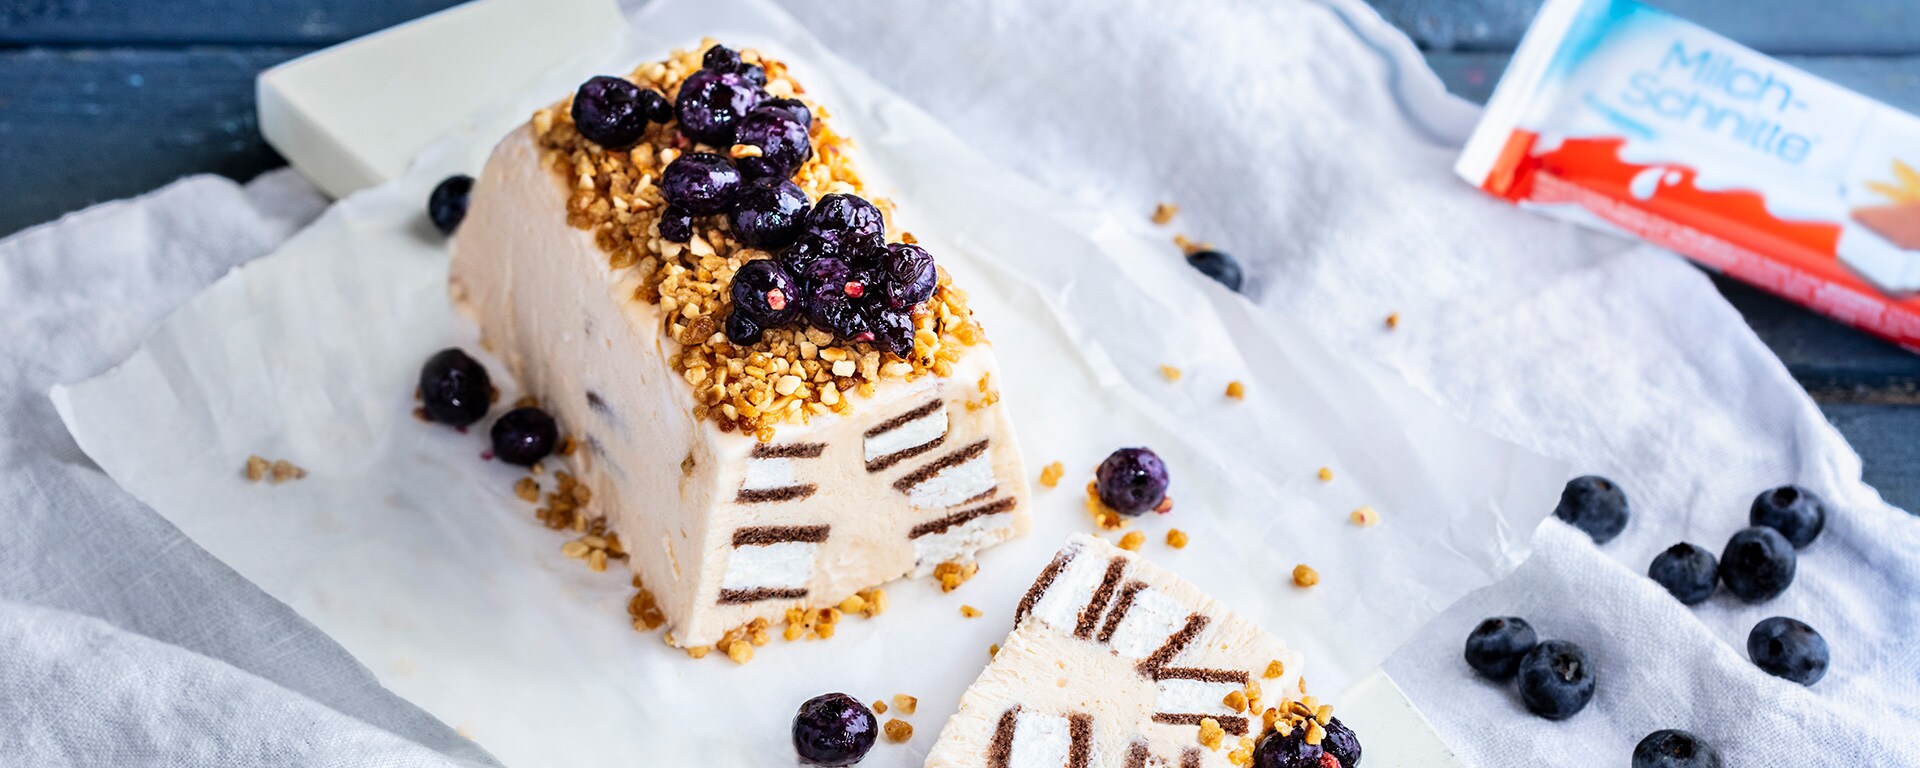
[1,1,1915,767]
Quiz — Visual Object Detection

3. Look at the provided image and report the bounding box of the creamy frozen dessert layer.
[448,43,1030,650]
[927,536,1340,768]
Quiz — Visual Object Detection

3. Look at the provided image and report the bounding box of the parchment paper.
[53,0,1563,764]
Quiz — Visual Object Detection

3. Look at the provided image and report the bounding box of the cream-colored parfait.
[927,536,1360,768]
[450,41,1030,652]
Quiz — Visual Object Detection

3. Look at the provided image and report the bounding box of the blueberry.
[731,109,813,180]
[792,692,877,767]
[779,234,832,275]
[1185,250,1244,292]
[1094,447,1170,516]
[864,305,916,358]
[729,177,812,249]
[1719,526,1795,603]
[740,63,767,87]
[1516,640,1595,720]
[882,243,938,309]
[730,259,802,326]
[1632,729,1722,768]
[418,348,492,428]
[801,256,852,292]
[660,152,742,215]
[725,310,764,346]
[658,205,695,243]
[673,69,765,146]
[1463,616,1538,680]
[1749,485,1826,548]
[636,87,673,124]
[1747,617,1828,686]
[427,175,474,235]
[808,290,872,341]
[702,44,743,73]
[755,97,813,128]
[489,407,558,466]
[1554,475,1630,545]
[805,193,887,265]
[1320,717,1361,766]
[1251,727,1323,768]
[570,76,653,149]
[1648,543,1718,605]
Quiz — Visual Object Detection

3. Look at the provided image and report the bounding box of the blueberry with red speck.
[725,310,764,346]
[1648,543,1718,605]
[731,259,801,326]
[571,76,654,149]
[1555,475,1630,544]
[1095,447,1170,516]
[792,693,877,767]
[805,193,886,265]
[490,407,558,466]
[1186,249,1244,292]
[1320,717,1361,767]
[674,69,765,146]
[1516,640,1595,720]
[418,348,492,428]
[729,177,812,249]
[1464,616,1537,680]
[658,205,695,243]
[732,108,813,180]
[1252,727,1324,768]
[1749,485,1826,548]
[428,175,473,235]
[756,97,812,127]
[1747,616,1827,685]
[661,152,742,215]
[1633,729,1722,768]
[882,243,937,309]
[808,290,872,341]
[1719,526,1795,603]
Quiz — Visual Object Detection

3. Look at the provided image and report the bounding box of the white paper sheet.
[53,0,1563,764]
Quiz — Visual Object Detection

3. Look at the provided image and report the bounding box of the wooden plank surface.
[0,1,463,45]
[1373,0,1920,53]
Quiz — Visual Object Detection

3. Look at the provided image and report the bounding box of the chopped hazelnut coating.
[1038,461,1066,488]
[1197,717,1226,750]
[1117,531,1146,551]
[1225,380,1246,400]
[988,643,1000,658]
[1264,660,1285,679]
[1317,466,1333,482]
[892,694,917,716]
[1159,364,1183,382]
[1292,564,1320,588]
[884,719,913,743]
[531,41,988,441]
[1223,690,1249,713]
[872,700,889,714]
[1350,505,1380,527]
[243,455,268,482]
[1165,528,1190,549]
[1385,312,1400,329]
[933,561,978,593]
[960,604,982,618]
[1152,202,1179,225]
[513,477,540,502]
[1084,481,1126,530]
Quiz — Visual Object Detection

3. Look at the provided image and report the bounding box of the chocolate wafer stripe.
[1154,713,1249,735]
[1156,667,1249,685]
[717,587,808,604]
[1137,613,1208,679]
[865,433,945,473]
[909,496,1018,539]
[987,706,1019,768]
[1067,713,1092,768]
[1016,546,1077,624]
[1074,557,1127,639]
[1123,742,1150,768]
[1097,580,1147,643]
[1181,748,1202,768]
[892,439,990,493]
[731,525,830,547]
[734,484,817,504]
[864,398,943,439]
[750,442,827,459]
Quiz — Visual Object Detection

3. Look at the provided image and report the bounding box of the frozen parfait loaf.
[926,536,1362,768]
[449,42,1031,650]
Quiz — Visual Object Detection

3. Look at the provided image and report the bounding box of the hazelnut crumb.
[513,477,540,502]
[1349,506,1380,527]
[1159,364,1183,382]
[1223,690,1249,713]
[1317,467,1333,482]
[1292,564,1320,588]
[1225,380,1246,400]
[892,694,917,716]
[244,455,268,482]
[960,604,982,618]
[933,561,978,593]
[872,700,888,714]
[989,643,1000,658]
[557,435,578,456]
[1197,717,1226,750]
[1165,528,1189,549]
[1385,312,1400,330]
[267,459,307,483]
[1263,660,1285,679]
[686,645,712,659]
[1038,461,1065,488]
[883,719,913,743]
[412,406,429,422]
[1117,531,1146,551]
[1152,202,1179,225]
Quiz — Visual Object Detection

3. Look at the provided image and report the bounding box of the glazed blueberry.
[792,692,877,767]
[658,205,695,243]
[1516,640,1596,721]
[489,407,558,466]
[755,97,813,128]
[427,175,473,235]
[740,63,767,86]
[730,259,802,326]
[1632,729,1722,768]
[1554,475,1630,545]
[1094,447,1171,516]
[1749,485,1826,548]
[570,76,652,149]
[1251,728,1323,768]
[1747,617,1828,686]
[1185,249,1244,292]
[1648,543,1718,605]
[805,193,887,265]
[729,177,812,249]
[864,305,916,358]
[660,153,742,215]
[1463,616,1538,680]
[779,234,831,275]
[418,348,492,428]
[1719,526,1796,603]
[731,109,813,180]
[702,44,743,73]
[1320,717,1361,767]
[673,69,765,146]
[725,310,764,346]
[808,290,872,341]
[636,87,673,124]
[882,243,938,309]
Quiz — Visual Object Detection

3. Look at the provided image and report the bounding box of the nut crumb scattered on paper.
[1152,202,1179,225]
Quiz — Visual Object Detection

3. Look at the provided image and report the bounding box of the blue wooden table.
[3,0,1916,507]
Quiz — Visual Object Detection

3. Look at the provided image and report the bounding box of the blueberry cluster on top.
[569,45,940,360]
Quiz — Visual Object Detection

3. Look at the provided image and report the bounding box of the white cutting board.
[254,1,1467,765]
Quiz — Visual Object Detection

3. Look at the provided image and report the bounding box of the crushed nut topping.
[1225,380,1246,400]
[933,561,978,593]
[872,700,889,714]
[1197,717,1226,750]
[1152,202,1179,226]
[1292,564,1320,588]
[960,604,982,618]
[1117,530,1146,551]
[1317,466,1333,483]
[1385,312,1401,330]
[1349,505,1380,527]
[1038,461,1065,488]
[1084,480,1126,530]
[530,40,988,441]
[1165,528,1190,549]
[883,718,913,743]
[892,694,917,716]
[243,455,307,484]
[1158,364,1183,382]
